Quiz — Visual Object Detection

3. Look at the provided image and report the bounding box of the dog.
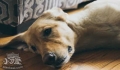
[0,0,120,68]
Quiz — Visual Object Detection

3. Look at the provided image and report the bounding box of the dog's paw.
[17,44,29,51]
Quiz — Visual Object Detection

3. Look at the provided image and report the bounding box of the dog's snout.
[43,52,67,66]
[43,53,56,65]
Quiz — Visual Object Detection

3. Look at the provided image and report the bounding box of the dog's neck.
[67,11,86,36]
[66,10,92,52]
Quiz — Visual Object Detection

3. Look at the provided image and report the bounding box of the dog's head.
[1,8,77,68]
[24,8,77,67]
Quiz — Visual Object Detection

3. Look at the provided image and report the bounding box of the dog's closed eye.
[43,28,52,37]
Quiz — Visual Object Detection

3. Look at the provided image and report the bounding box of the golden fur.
[0,0,120,67]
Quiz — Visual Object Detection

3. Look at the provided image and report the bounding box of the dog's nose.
[43,53,56,65]
[55,57,66,66]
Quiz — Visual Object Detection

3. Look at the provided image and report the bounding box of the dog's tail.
[0,32,25,48]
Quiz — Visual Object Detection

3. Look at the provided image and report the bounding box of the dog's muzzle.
[43,52,66,67]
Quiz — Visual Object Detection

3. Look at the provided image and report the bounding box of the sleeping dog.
[0,0,120,68]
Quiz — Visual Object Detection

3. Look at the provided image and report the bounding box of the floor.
[0,48,120,70]
[0,1,120,70]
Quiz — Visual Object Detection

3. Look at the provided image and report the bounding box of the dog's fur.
[0,0,120,67]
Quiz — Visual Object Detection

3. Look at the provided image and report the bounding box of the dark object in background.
[0,0,18,35]
[0,24,17,35]
[0,0,95,35]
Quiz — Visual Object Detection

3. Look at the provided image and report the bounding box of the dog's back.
[71,0,120,51]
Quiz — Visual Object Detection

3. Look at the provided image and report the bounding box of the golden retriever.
[0,0,120,68]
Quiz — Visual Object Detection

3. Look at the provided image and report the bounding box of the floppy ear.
[0,32,28,50]
[41,7,69,21]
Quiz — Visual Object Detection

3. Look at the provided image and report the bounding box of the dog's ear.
[41,7,68,21]
[0,32,27,49]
